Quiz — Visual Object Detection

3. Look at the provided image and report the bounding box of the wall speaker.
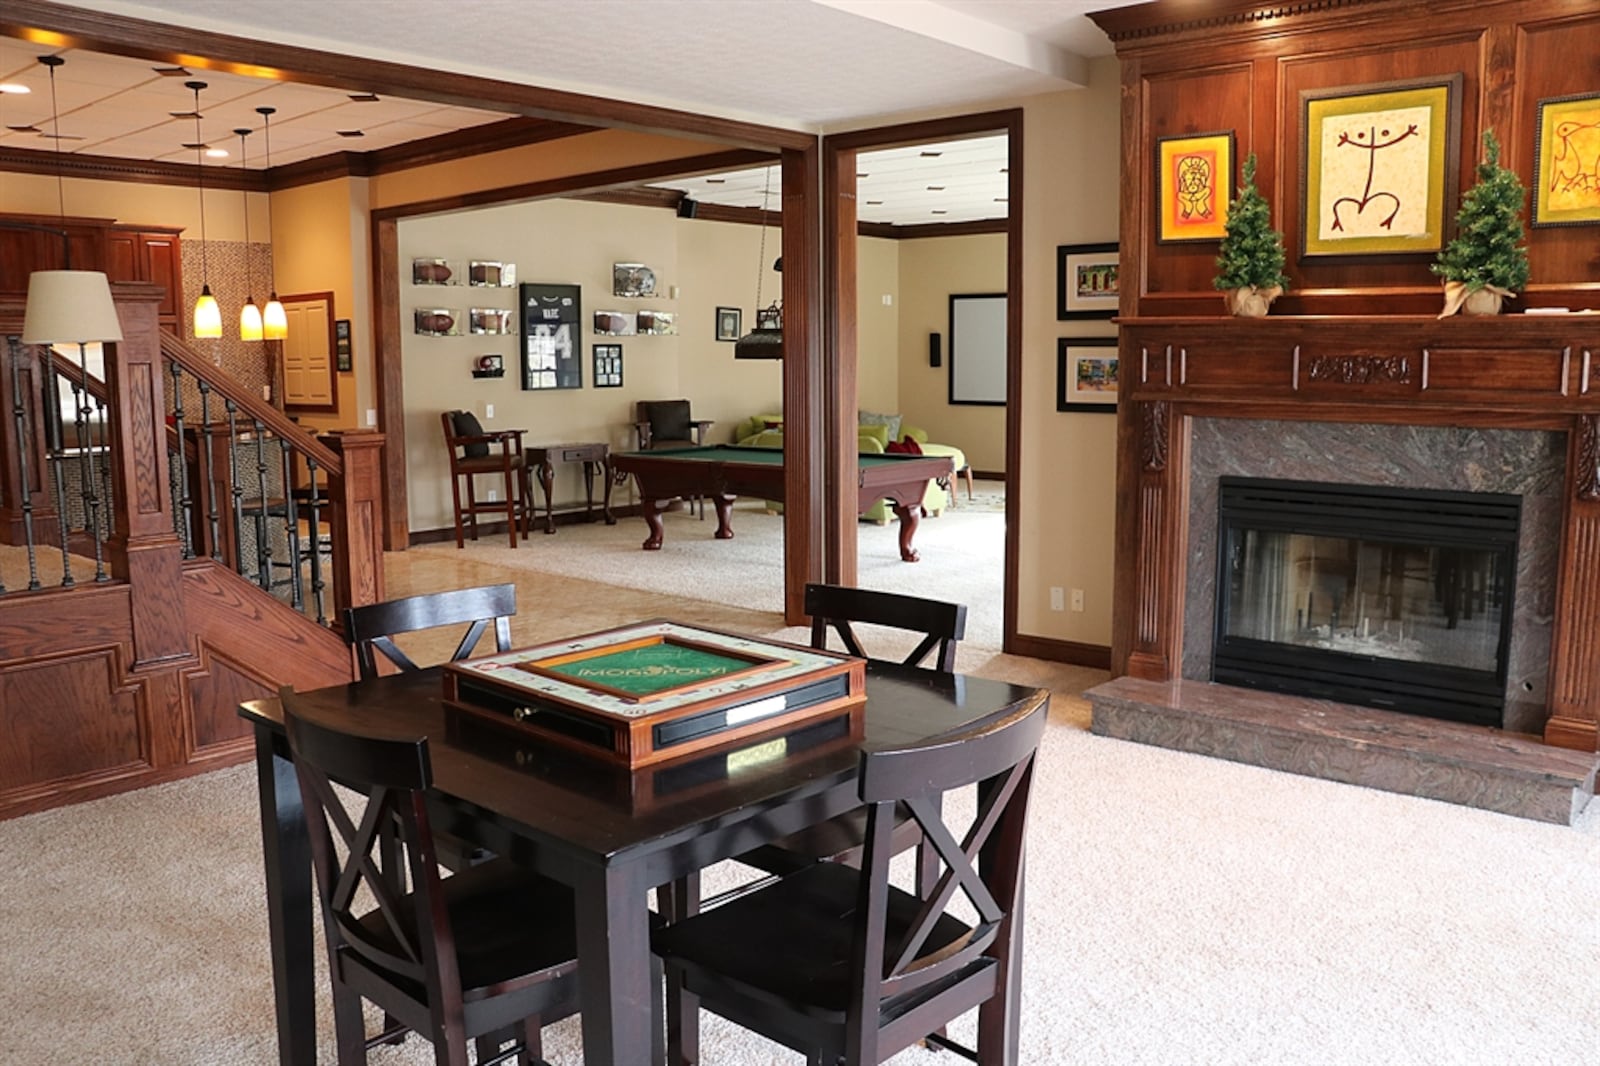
[676,198,699,219]
[929,332,942,367]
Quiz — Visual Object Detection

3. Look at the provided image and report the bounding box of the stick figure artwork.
[1306,78,1459,255]
[1533,93,1600,225]
[1329,122,1420,231]
[1157,131,1234,241]
[1175,153,1215,224]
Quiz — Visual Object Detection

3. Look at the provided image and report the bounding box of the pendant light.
[733,166,783,360]
[256,106,288,340]
[186,80,222,339]
[234,127,264,341]
[21,53,123,348]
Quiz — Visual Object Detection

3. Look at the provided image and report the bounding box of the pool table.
[611,445,954,561]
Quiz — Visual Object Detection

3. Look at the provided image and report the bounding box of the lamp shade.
[194,284,222,339]
[21,270,124,345]
[262,294,288,340]
[239,297,264,342]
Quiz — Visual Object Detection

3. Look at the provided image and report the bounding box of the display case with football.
[469,260,516,287]
[594,310,636,336]
[470,308,514,335]
[412,258,455,285]
[413,308,458,336]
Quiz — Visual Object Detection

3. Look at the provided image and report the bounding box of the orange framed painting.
[1156,130,1234,242]
[1532,92,1600,227]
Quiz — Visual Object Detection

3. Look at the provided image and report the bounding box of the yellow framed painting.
[1532,92,1600,227]
[1300,75,1462,258]
[1156,131,1234,242]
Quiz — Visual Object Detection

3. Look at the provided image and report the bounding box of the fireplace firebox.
[1212,477,1521,728]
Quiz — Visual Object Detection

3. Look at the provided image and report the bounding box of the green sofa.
[732,412,968,523]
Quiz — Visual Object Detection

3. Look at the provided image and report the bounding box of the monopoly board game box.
[441,620,866,768]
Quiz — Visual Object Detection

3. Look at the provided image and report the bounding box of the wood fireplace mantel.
[1111,314,1600,751]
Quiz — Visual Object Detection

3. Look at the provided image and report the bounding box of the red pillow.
[884,437,922,455]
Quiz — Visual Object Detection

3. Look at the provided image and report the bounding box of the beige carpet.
[2,700,1597,1064]
[416,490,1007,651]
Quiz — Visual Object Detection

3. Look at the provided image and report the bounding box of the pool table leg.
[640,498,672,550]
[891,502,923,562]
[711,494,736,539]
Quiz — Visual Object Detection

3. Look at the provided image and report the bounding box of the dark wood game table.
[611,444,955,561]
[241,656,1046,1065]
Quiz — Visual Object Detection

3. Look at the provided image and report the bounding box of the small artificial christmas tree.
[1213,152,1289,316]
[1432,129,1530,316]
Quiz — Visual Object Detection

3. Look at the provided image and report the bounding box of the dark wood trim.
[2,0,816,150]
[819,108,1023,647]
[1543,716,1600,753]
[858,218,1008,240]
[824,143,859,588]
[574,187,687,211]
[0,146,266,191]
[782,141,824,626]
[1091,0,1399,49]
[1007,634,1113,670]
[971,468,1005,481]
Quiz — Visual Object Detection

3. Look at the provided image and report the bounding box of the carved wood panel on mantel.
[1112,317,1600,751]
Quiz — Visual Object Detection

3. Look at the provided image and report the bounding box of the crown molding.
[1090,0,1406,50]
[0,146,266,190]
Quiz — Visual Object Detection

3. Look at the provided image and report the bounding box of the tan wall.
[894,232,1007,470]
[2,170,266,241]
[855,236,901,415]
[399,198,789,533]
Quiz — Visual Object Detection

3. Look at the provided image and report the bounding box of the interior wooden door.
[281,291,336,411]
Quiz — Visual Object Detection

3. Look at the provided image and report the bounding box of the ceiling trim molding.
[1088,0,1397,49]
[582,187,1002,237]
[2,0,816,151]
[0,145,267,191]
[370,148,780,222]
[859,217,1007,239]
[826,108,1025,154]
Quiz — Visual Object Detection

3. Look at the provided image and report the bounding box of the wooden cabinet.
[0,213,112,292]
[107,226,183,332]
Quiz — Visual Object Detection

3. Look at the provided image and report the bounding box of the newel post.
[102,283,191,669]
[321,429,385,623]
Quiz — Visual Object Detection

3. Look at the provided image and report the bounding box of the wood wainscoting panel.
[181,646,275,755]
[0,648,147,804]
[1420,346,1571,401]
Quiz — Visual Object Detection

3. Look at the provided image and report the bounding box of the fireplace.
[1212,477,1520,728]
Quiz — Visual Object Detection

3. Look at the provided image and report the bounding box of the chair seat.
[737,804,923,875]
[454,453,526,475]
[653,862,973,1014]
[354,859,577,997]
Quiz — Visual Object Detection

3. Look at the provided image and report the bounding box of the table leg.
[890,502,923,562]
[659,875,701,1065]
[254,727,319,1066]
[640,498,671,550]
[581,460,597,523]
[574,863,660,1065]
[538,456,557,535]
[602,455,617,525]
[711,494,736,540]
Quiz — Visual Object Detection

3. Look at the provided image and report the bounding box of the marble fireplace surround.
[1181,419,1566,736]
[1090,318,1600,820]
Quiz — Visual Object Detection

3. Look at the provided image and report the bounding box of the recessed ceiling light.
[0,84,31,95]
[919,150,942,157]
[931,210,948,215]
[170,110,201,119]
[348,92,380,102]
[336,129,365,138]
[926,185,945,191]
[705,178,725,184]
[857,172,869,178]
[153,66,190,77]
[206,147,228,158]
[181,141,209,150]
[994,197,1008,202]
[7,123,40,132]
[866,199,883,205]
[43,132,85,141]
[999,167,1008,173]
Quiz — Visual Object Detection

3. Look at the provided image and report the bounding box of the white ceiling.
[653,134,1010,226]
[37,0,1114,130]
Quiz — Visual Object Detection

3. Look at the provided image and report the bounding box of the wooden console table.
[525,442,616,534]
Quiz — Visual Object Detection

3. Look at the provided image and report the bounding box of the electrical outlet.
[881,294,893,306]
[365,409,377,427]
[1049,587,1064,612]
[1071,589,1085,612]
[487,488,498,502]
[485,403,495,419]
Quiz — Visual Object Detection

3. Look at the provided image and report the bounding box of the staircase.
[0,282,384,819]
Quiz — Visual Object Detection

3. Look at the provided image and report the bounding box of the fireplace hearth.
[1212,477,1520,728]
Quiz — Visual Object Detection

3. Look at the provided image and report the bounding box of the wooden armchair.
[633,399,713,451]
[441,410,530,548]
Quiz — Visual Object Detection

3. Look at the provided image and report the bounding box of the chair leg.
[449,474,467,549]
[330,981,368,1065]
[502,467,518,548]
[964,466,975,501]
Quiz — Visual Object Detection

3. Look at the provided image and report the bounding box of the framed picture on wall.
[1156,130,1234,242]
[1055,243,1119,319]
[1300,75,1462,258]
[519,282,582,391]
[593,343,623,387]
[1056,337,1118,414]
[715,306,742,341]
[1531,92,1600,227]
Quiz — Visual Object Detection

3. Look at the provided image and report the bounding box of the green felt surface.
[544,640,758,695]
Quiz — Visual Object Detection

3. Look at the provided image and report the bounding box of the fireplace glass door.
[1213,478,1520,727]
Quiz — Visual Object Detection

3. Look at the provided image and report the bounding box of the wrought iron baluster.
[225,399,245,577]
[252,420,271,589]
[41,355,72,589]
[7,338,38,591]
[198,381,220,560]
[75,351,107,582]
[279,438,304,609]
[304,458,326,624]
[169,362,193,558]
